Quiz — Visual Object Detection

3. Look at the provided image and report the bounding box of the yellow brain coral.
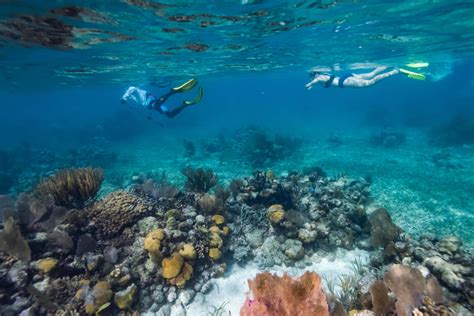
[179,243,197,261]
[211,214,225,225]
[267,204,285,224]
[162,253,184,279]
[36,258,58,273]
[209,248,222,260]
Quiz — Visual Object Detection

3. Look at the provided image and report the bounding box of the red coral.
[240,271,329,316]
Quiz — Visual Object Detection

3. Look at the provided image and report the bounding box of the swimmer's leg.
[344,69,399,88]
[353,67,388,80]
[163,103,190,118]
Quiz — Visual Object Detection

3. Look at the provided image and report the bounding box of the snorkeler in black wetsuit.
[121,79,203,118]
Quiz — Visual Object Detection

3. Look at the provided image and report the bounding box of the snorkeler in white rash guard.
[305,66,425,90]
[121,79,203,118]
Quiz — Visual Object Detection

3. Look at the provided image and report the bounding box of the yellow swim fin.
[405,62,429,68]
[399,68,426,80]
[173,79,198,92]
[184,87,203,105]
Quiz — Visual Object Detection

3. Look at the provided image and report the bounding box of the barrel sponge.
[161,253,184,279]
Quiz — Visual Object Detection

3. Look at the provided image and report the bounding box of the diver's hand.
[305,79,317,90]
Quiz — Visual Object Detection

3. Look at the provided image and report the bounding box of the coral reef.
[35,167,104,208]
[429,111,474,146]
[240,271,329,316]
[0,168,472,315]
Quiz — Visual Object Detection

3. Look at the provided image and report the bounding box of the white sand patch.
[185,248,369,316]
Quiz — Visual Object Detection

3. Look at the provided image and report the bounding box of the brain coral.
[86,191,153,237]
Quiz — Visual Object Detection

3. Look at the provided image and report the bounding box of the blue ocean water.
[0,1,473,315]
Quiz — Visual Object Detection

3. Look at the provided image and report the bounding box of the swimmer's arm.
[305,77,322,90]
[121,86,139,103]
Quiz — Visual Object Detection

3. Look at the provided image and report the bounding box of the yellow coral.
[168,262,193,287]
[161,253,184,279]
[83,281,112,314]
[209,225,221,234]
[210,233,223,249]
[179,244,197,261]
[114,284,137,310]
[144,229,165,252]
[36,258,59,273]
[266,169,275,179]
[209,248,221,260]
[211,214,225,225]
[221,226,230,236]
[267,204,285,224]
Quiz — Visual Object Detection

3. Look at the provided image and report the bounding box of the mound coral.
[36,167,103,209]
[144,229,165,262]
[0,216,31,262]
[162,253,184,279]
[267,204,285,224]
[161,253,194,287]
[179,243,196,261]
[36,258,59,274]
[209,247,221,260]
[240,271,329,316]
[86,191,153,237]
[181,167,218,193]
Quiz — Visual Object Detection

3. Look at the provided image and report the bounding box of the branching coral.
[36,167,103,208]
[182,167,218,193]
[240,271,329,316]
[0,216,31,262]
[86,191,153,237]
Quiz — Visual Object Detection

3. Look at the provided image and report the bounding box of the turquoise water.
[0,1,473,315]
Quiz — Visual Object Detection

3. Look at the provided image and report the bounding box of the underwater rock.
[283,239,304,260]
[368,208,400,248]
[423,256,470,289]
[76,234,97,256]
[178,289,196,306]
[103,246,119,264]
[138,216,160,234]
[438,236,462,255]
[47,230,74,251]
[114,284,137,310]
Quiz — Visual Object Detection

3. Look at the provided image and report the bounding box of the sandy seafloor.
[104,128,474,249]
